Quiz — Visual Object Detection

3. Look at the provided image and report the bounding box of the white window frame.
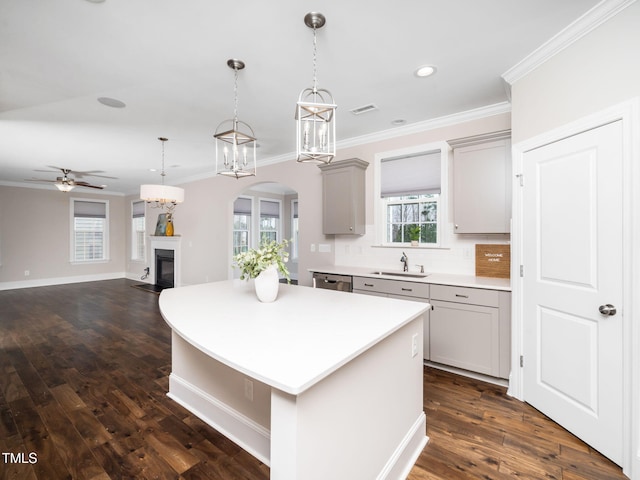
[291,198,299,260]
[131,200,146,262]
[374,141,450,248]
[258,197,282,245]
[233,195,253,256]
[70,198,109,264]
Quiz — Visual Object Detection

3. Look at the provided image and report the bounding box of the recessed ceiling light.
[415,65,437,78]
[391,119,406,126]
[97,97,126,108]
[85,0,106,3]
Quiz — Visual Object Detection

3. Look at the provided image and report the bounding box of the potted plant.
[407,224,421,246]
[233,239,290,302]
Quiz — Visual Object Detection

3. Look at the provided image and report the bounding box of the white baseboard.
[168,373,271,465]
[377,413,428,480]
[0,272,126,291]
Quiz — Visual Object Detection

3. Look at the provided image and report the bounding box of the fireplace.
[149,236,181,289]
[155,249,175,288]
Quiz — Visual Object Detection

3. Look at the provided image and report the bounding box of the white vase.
[254,265,279,302]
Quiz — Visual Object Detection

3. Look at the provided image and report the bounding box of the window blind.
[74,200,107,218]
[132,200,145,218]
[234,197,252,215]
[380,150,441,197]
[260,200,280,218]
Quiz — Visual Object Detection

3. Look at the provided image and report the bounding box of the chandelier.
[214,59,257,179]
[140,137,185,213]
[296,12,336,164]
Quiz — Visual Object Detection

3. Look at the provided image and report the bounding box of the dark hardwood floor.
[0,279,626,479]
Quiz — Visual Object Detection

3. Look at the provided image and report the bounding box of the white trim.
[161,103,511,186]
[0,272,126,291]
[373,141,451,248]
[502,0,637,85]
[376,413,428,480]
[150,236,182,288]
[510,97,640,478]
[258,196,283,244]
[168,373,271,466]
[70,197,110,263]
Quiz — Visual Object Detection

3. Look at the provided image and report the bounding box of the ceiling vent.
[350,103,379,115]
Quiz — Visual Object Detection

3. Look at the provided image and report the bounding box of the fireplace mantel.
[150,236,182,287]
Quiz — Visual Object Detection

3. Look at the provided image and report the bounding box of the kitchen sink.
[370,271,430,278]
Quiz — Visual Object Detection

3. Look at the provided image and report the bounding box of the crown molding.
[502,0,637,85]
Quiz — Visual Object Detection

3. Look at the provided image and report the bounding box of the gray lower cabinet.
[352,277,511,379]
[430,284,511,379]
[353,276,430,360]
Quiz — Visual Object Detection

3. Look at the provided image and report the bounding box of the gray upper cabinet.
[318,158,369,235]
[450,132,512,234]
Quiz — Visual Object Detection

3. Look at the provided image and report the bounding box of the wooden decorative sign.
[475,244,510,278]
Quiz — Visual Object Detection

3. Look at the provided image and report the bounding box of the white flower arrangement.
[233,239,290,282]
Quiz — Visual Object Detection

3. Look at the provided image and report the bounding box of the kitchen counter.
[159,280,429,479]
[309,265,511,291]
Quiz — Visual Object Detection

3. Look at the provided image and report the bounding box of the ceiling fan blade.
[74,181,104,189]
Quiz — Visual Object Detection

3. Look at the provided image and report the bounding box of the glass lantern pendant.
[296,12,336,164]
[215,59,257,179]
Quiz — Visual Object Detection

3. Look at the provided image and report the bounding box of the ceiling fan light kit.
[214,59,257,179]
[140,137,185,212]
[295,12,336,165]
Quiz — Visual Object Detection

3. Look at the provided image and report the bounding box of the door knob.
[599,304,617,316]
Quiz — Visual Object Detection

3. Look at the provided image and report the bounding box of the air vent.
[350,103,379,115]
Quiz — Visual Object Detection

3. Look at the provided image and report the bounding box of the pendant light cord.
[233,65,239,127]
[159,137,167,185]
[312,25,318,93]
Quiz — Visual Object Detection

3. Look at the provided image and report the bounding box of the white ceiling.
[0,0,602,195]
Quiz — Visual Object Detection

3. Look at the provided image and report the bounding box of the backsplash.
[334,222,510,276]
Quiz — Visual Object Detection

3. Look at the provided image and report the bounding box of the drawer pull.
[401,288,413,292]
[364,283,374,287]
[455,294,469,298]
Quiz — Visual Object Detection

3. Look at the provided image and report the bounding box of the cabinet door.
[430,300,500,376]
[453,138,511,234]
[320,158,368,235]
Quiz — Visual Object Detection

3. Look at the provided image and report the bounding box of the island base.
[167,315,427,479]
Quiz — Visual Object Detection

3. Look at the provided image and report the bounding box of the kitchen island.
[159,280,429,480]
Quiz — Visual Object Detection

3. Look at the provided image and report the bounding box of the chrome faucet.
[400,252,408,272]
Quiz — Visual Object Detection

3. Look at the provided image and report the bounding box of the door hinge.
[516,173,524,186]
[519,265,524,277]
[520,355,524,368]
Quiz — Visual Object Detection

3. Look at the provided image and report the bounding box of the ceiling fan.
[27,166,113,192]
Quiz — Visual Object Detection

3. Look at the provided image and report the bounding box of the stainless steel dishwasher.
[312,272,353,292]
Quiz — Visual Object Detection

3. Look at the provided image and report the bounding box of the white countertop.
[310,265,511,291]
[159,280,429,395]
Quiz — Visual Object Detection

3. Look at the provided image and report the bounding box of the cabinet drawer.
[430,284,499,307]
[352,277,428,299]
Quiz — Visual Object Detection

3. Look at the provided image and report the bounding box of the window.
[72,199,108,262]
[131,200,146,261]
[259,199,280,244]
[291,199,299,260]
[378,146,447,247]
[233,197,252,255]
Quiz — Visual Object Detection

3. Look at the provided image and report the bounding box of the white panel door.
[522,120,623,465]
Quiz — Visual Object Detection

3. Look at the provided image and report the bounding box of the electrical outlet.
[24,270,30,277]
[411,334,418,358]
[244,378,253,401]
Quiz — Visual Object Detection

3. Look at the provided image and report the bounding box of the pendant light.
[214,59,257,179]
[140,137,185,212]
[296,12,336,164]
